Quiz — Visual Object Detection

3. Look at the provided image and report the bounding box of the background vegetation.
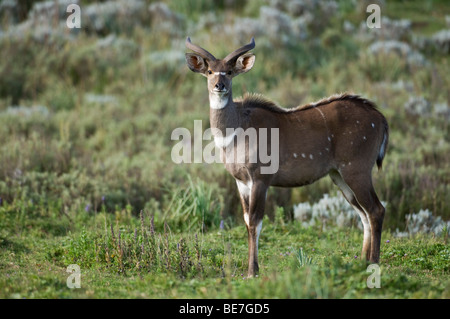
[0,0,448,299]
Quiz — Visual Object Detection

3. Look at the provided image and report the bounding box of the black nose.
[215,83,225,91]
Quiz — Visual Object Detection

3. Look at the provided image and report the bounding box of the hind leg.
[336,169,385,263]
[330,170,371,260]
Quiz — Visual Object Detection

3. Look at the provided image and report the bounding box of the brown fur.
[237,92,378,113]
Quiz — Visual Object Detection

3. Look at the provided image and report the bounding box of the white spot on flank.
[356,120,360,124]
[363,136,367,140]
[301,153,306,158]
[371,123,375,128]
[309,154,314,159]
[293,153,298,158]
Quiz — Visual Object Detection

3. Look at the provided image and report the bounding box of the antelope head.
[185,37,256,108]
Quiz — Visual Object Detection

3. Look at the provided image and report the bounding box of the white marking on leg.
[331,172,371,255]
[256,220,262,255]
[354,205,371,243]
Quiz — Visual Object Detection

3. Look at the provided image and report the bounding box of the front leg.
[237,180,267,277]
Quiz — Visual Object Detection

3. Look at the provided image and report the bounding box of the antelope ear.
[233,53,255,75]
[186,53,208,76]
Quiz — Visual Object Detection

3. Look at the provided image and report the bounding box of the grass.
[386,0,449,35]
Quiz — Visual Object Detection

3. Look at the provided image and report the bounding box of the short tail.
[376,119,389,170]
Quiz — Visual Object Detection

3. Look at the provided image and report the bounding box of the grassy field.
[1,204,448,298]
[0,0,449,299]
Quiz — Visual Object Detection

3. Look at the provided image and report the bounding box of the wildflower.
[386,240,390,243]
[85,204,91,212]
[354,255,358,259]
[101,195,105,202]
[220,220,225,230]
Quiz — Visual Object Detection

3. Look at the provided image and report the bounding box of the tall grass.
[163,175,223,233]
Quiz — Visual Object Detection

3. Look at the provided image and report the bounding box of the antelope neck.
[209,92,239,134]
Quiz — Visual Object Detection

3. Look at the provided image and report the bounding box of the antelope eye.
[208,70,212,75]
[227,71,232,75]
